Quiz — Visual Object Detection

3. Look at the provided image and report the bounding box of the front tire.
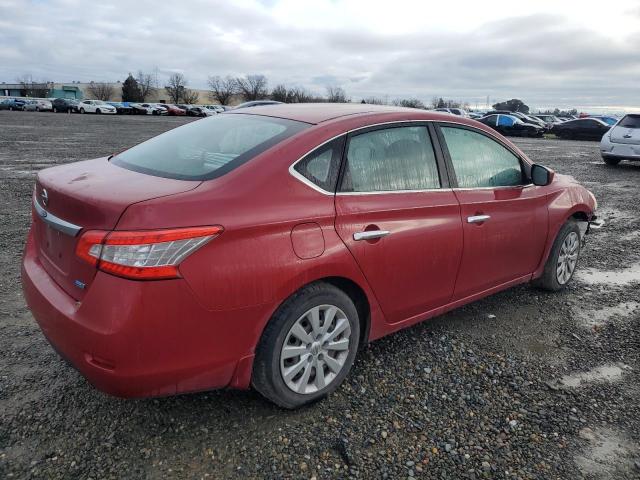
[80,108,85,114]
[252,282,360,409]
[96,108,101,114]
[533,220,581,291]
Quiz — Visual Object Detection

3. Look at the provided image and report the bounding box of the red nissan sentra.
[22,104,598,408]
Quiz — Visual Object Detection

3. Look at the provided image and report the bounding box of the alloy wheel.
[556,231,579,284]
[280,304,352,395]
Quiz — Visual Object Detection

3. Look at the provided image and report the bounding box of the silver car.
[600,114,640,165]
[22,99,53,112]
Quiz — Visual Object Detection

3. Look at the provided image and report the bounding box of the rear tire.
[80,108,85,114]
[252,282,360,409]
[603,155,621,166]
[533,220,581,291]
[96,108,101,114]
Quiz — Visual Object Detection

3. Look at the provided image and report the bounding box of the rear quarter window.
[619,115,640,128]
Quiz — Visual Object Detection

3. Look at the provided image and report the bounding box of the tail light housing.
[76,226,223,280]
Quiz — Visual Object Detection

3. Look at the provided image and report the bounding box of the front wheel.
[252,282,360,409]
[96,108,101,114]
[80,108,85,114]
[533,220,581,291]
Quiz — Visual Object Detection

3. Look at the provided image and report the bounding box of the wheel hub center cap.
[310,341,321,356]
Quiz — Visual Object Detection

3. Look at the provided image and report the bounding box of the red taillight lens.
[76,226,223,280]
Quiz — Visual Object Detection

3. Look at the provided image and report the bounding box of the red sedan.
[22,104,597,408]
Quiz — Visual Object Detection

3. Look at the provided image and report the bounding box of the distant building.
[0,82,83,99]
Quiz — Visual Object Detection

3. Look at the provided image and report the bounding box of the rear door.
[436,124,548,300]
[335,123,463,324]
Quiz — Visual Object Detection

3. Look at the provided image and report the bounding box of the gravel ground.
[0,111,638,480]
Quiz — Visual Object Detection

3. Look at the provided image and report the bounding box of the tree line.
[13,73,577,116]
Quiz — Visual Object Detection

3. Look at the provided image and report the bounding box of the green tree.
[121,74,142,102]
[492,99,529,113]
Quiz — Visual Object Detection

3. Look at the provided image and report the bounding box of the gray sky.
[2,0,639,112]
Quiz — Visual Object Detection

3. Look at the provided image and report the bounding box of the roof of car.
[226,103,456,124]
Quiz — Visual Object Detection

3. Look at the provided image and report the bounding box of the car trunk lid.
[33,157,201,300]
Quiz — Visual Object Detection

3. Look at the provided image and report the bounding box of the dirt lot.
[0,111,638,480]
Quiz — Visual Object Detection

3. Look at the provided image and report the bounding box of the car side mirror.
[531,164,554,186]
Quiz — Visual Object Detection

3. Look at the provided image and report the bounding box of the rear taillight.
[75,226,223,280]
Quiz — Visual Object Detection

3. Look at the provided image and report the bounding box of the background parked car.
[600,113,640,165]
[234,100,283,109]
[589,115,618,126]
[107,102,134,114]
[477,114,544,137]
[532,114,563,129]
[552,118,610,140]
[52,98,80,113]
[185,106,214,117]
[0,98,26,111]
[485,110,547,130]
[159,104,186,116]
[434,107,469,117]
[78,100,117,114]
[22,99,53,112]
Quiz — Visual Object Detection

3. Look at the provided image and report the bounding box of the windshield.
[619,115,640,128]
[112,114,309,180]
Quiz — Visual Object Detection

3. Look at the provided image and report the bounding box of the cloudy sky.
[2,0,640,111]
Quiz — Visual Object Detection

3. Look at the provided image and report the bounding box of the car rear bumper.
[600,137,640,160]
[21,227,269,398]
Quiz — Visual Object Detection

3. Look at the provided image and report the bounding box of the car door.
[334,123,463,324]
[436,124,548,300]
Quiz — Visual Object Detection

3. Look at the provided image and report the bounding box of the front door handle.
[467,214,491,224]
[353,230,390,241]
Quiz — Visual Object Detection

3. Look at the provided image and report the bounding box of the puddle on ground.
[574,427,638,479]
[575,301,640,328]
[577,263,640,286]
[560,364,628,388]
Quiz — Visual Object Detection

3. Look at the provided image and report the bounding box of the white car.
[600,114,640,166]
[22,99,53,112]
[78,100,117,114]
[434,107,469,117]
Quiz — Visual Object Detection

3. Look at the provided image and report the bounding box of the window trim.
[434,122,533,190]
[288,119,533,194]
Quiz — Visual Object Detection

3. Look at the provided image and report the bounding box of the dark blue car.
[0,98,27,111]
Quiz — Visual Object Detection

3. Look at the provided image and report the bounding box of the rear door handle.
[353,230,390,241]
[467,215,491,224]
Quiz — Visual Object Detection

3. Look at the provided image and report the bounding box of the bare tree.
[393,98,426,109]
[136,71,156,101]
[271,84,319,103]
[235,74,268,101]
[326,86,349,103]
[207,75,236,105]
[182,88,199,104]
[271,84,288,103]
[165,73,187,103]
[16,74,51,97]
[87,82,115,101]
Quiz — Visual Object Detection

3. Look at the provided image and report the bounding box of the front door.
[335,124,463,324]
[436,124,549,300]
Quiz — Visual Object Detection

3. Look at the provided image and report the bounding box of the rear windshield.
[619,115,640,129]
[112,114,308,180]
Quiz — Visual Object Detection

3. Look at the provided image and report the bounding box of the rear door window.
[440,126,524,188]
[339,126,441,192]
[619,115,640,128]
[112,114,308,180]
